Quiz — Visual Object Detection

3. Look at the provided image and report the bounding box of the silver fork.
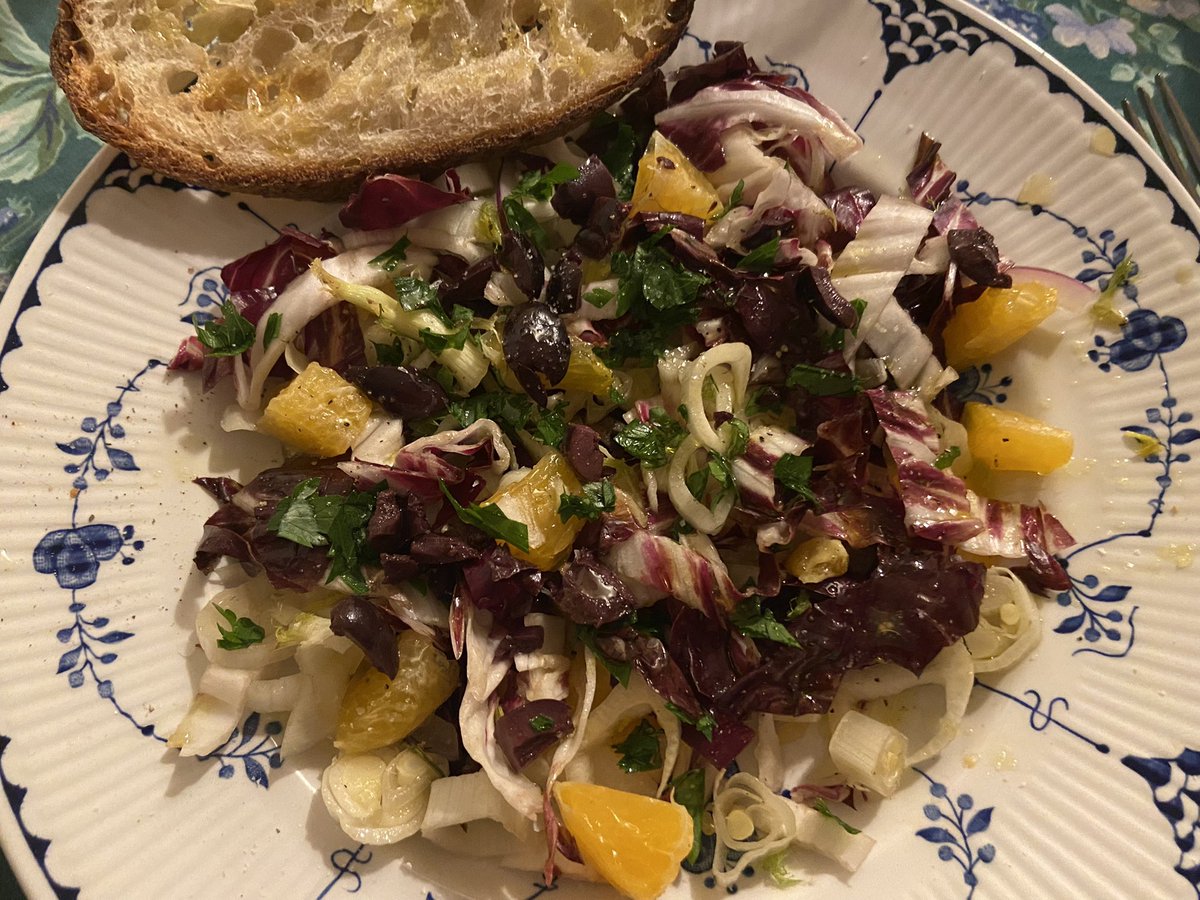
[1122,74,1200,206]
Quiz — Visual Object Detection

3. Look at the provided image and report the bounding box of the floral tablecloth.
[0,0,1196,895]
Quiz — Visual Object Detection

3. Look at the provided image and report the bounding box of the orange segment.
[962,402,1073,474]
[554,781,692,900]
[484,451,583,570]
[335,630,458,752]
[942,281,1058,370]
[630,131,722,222]
[258,362,372,457]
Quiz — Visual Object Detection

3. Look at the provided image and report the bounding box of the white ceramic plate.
[2,1,1199,898]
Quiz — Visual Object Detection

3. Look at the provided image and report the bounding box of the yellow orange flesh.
[484,451,583,570]
[258,362,372,457]
[630,131,722,222]
[962,402,1074,474]
[942,281,1058,370]
[554,781,692,900]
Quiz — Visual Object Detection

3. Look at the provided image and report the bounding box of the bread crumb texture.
[54,0,688,194]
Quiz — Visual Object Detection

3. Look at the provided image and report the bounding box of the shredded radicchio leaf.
[668,41,758,105]
[339,174,470,231]
[330,597,403,678]
[906,133,957,210]
[823,187,877,251]
[221,228,337,294]
[494,699,574,771]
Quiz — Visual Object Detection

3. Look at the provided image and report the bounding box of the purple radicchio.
[221,228,337,294]
[339,174,470,231]
[867,388,984,544]
[604,531,743,618]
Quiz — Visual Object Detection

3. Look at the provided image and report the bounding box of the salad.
[167,41,1086,900]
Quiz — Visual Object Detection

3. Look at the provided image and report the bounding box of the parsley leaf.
[439,481,530,552]
[512,163,581,202]
[195,301,256,357]
[730,597,802,648]
[736,236,781,274]
[419,304,473,354]
[449,391,535,430]
[665,702,716,741]
[787,592,813,620]
[1091,255,1136,328]
[585,287,614,309]
[590,111,639,200]
[373,340,407,366]
[722,417,750,459]
[559,479,616,522]
[685,467,709,501]
[574,625,632,686]
[849,297,867,335]
[262,312,282,350]
[214,605,266,651]
[786,363,863,397]
[613,719,664,773]
[613,409,687,468]
[533,407,568,449]
[268,478,326,547]
[670,769,707,865]
[933,445,962,470]
[368,236,411,272]
[393,275,445,318]
[529,714,556,733]
[502,195,550,252]
[775,454,817,503]
[713,179,745,222]
[812,799,861,835]
[267,478,381,593]
[613,242,710,314]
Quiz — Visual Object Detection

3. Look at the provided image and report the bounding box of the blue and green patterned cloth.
[0,0,1196,895]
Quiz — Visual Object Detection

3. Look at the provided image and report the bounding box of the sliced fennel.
[311,259,489,392]
[828,710,908,797]
[321,744,444,845]
[963,567,1042,673]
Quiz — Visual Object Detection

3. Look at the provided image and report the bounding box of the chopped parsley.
[393,275,446,319]
[722,417,750,459]
[786,363,863,397]
[671,769,707,865]
[529,714,556,733]
[612,241,710,315]
[439,481,530,553]
[775,453,817,503]
[665,702,716,741]
[501,196,550,252]
[574,625,632,686]
[612,719,664,773]
[589,111,640,200]
[736,236,781,274]
[712,179,745,222]
[933,445,962,470]
[558,479,617,523]
[267,478,381,593]
[368,236,411,272]
[446,391,564,448]
[730,597,802,648]
[812,799,861,834]
[584,287,615,309]
[613,408,687,469]
[512,163,581,202]
[214,605,265,651]
[195,301,256,357]
[373,340,407,366]
[787,592,813,620]
[262,312,282,350]
[418,304,474,354]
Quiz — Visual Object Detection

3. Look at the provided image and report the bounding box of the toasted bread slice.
[52,0,693,198]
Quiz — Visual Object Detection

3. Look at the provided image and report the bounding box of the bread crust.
[51,0,694,199]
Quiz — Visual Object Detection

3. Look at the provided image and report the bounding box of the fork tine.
[1122,99,1151,145]
[1138,85,1200,203]
[1155,74,1200,184]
